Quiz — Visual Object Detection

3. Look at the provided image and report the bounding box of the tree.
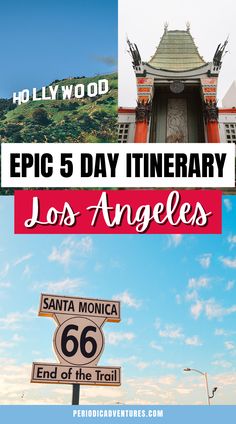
[32,108,50,125]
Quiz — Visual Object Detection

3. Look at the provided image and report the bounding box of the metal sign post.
[72,384,80,405]
[31,293,121,402]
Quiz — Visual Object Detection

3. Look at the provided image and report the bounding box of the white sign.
[2,143,235,188]
[31,363,121,386]
[12,79,109,105]
[39,293,120,321]
[54,316,104,366]
[31,293,121,386]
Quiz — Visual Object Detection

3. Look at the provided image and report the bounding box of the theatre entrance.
[149,85,205,143]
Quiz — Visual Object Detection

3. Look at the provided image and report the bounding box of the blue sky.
[0,196,236,404]
[0,0,117,98]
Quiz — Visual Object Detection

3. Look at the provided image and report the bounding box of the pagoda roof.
[148,29,207,72]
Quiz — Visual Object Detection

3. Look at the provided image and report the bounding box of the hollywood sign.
[13,79,109,105]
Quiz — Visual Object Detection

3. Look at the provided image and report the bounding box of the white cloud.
[159,324,184,339]
[109,355,181,371]
[107,356,137,366]
[224,198,232,212]
[225,280,234,291]
[1,356,236,404]
[185,290,198,302]
[0,333,24,352]
[158,375,176,386]
[0,309,35,330]
[13,254,32,266]
[106,331,135,345]
[213,353,225,359]
[212,360,232,368]
[22,265,31,277]
[185,335,202,346]
[215,328,236,337]
[62,236,93,254]
[150,341,163,351]
[34,278,84,294]
[191,298,236,320]
[12,334,24,343]
[0,340,15,350]
[188,277,210,289]
[126,318,133,325]
[205,299,223,319]
[176,294,181,304]
[190,301,203,319]
[205,299,236,319]
[154,360,183,369]
[154,318,161,329]
[167,235,183,248]
[48,247,72,266]
[219,256,236,268]
[0,361,73,404]
[215,328,228,336]
[0,313,25,330]
[225,341,235,350]
[228,234,236,247]
[48,236,93,266]
[136,361,150,370]
[197,253,212,268]
[0,282,11,288]
[77,236,93,253]
[46,278,84,293]
[0,264,10,279]
[215,373,236,388]
[113,291,141,309]
[175,387,192,395]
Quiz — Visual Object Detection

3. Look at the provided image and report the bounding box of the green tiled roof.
[148,30,206,71]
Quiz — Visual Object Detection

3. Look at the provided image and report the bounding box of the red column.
[134,121,148,143]
[201,78,220,143]
[204,100,220,143]
[206,122,220,143]
[134,99,151,143]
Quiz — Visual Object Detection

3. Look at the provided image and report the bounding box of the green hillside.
[0,73,117,143]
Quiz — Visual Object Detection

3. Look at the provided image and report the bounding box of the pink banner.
[14,190,222,234]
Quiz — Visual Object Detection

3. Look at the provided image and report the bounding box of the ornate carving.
[164,22,169,33]
[204,100,219,123]
[170,81,184,94]
[213,38,228,68]
[127,39,142,67]
[166,98,188,143]
[135,100,152,123]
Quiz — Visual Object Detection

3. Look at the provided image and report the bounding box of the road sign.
[31,363,121,386]
[54,316,104,366]
[39,293,120,322]
[31,293,121,389]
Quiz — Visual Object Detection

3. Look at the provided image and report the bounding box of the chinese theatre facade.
[124,25,228,143]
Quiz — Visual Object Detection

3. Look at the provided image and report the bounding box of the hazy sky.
[119,0,236,107]
[0,0,117,98]
[1,196,236,404]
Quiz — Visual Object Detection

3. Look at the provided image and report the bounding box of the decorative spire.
[186,21,191,32]
[164,22,169,33]
[127,38,142,68]
[213,37,229,68]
